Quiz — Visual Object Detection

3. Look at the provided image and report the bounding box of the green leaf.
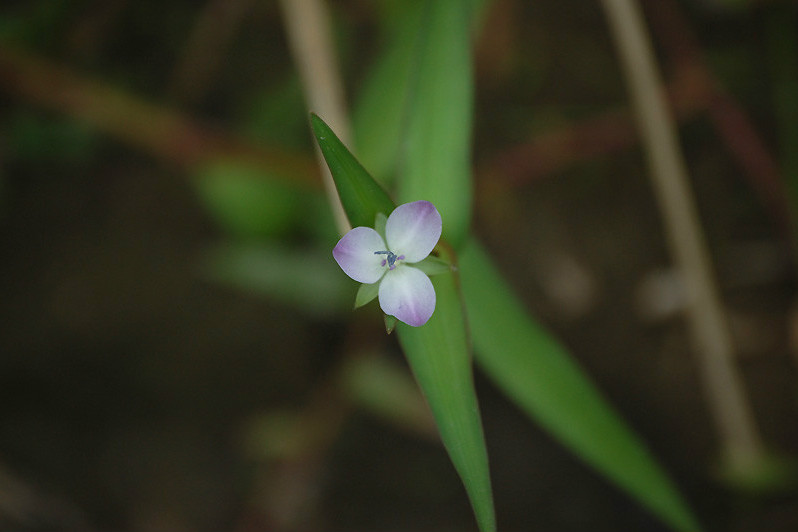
[412,255,452,276]
[374,212,388,240]
[200,241,351,317]
[338,353,437,439]
[396,268,496,532]
[397,0,474,247]
[193,160,303,238]
[352,0,423,185]
[310,113,395,228]
[355,282,379,309]
[384,314,397,334]
[459,239,701,532]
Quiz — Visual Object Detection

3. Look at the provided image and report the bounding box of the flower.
[333,201,442,327]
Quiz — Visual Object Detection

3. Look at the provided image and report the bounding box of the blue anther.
[374,250,398,269]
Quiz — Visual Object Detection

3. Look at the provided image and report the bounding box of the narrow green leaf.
[310,113,395,228]
[398,0,474,247]
[412,255,452,276]
[338,354,437,439]
[200,241,351,317]
[374,212,388,240]
[459,238,701,532]
[354,282,379,309]
[396,269,496,532]
[384,314,397,334]
[352,0,423,185]
[194,160,303,238]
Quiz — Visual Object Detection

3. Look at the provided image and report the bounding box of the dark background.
[0,0,796,530]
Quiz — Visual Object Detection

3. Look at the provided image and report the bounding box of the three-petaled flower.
[333,201,442,327]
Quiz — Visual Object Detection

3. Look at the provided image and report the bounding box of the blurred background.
[0,0,797,530]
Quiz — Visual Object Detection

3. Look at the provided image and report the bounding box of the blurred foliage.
[0,0,797,531]
[7,111,96,164]
[193,161,305,239]
[200,241,351,317]
[239,76,309,149]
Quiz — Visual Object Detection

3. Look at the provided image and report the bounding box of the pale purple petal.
[333,227,387,284]
[385,201,442,263]
[378,266,435,327]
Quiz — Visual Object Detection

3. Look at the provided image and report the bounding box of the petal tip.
[385,201,442,263]
[333,227,386,284]
[399,311,433,327]
[378,267,436,327]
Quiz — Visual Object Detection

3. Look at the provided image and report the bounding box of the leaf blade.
[310,113,395,228]
[352,0,423,185]
[459,238,701,532]
[397,0,474,247]
[396,268,496,532]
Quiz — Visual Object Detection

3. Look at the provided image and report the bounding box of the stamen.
[374,250,399,269]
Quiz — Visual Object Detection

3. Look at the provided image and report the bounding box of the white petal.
[378,266,436,327]
[333,227,387,284]
[385,201,442,263]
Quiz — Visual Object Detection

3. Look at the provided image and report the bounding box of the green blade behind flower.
[310,113,395,228]
[391,2,494,529]
[459,238,701,532]
[352,0,423,186]
[396,268,496,532]
[397,0,474,247]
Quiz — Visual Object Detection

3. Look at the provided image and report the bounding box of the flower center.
[374,250,404,270]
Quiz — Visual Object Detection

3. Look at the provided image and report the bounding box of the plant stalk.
[279,0,352,236]
[600,0,766,472]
